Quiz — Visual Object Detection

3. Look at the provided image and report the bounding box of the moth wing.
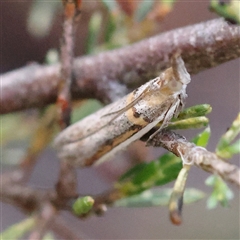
[101,86,151,121]
[66,79,161,143]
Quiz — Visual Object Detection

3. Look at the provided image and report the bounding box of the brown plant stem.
[1,129,239,222]
[55,1,82,214]
[1,18,240,114]
[146,129,240,187]
[55,162,78,206]
[58,0,81,129]
[28,203,57,240]
[50,216,84,240]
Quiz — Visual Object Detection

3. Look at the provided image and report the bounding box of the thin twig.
[55,0,81,208]
[51,216,84,240]
[55,162,78,205]
[146,129,240,187]
[28,203,57,240]
[58,0,81,128]
[1,18,240,114]
[0,174,44,213]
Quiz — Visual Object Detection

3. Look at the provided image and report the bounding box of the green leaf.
[167,104,211,130]
[173,104,212,121]
[192,126,211,147]
[72,196,94,216]
[117,152,182,195]
[134,0,155,22]
[210,0,240,24]
[0,217,35,240]
[205,175,234,209]
[115,188,171,207]
[168,116,209,130]
[216,113,240,159]
[183,188,206,204]
[217,139,240,159]
[114,188,205,208]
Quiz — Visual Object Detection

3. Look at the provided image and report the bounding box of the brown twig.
[1,18,240,114]
[77,129,240,218]
[0,174,45,213]
[146,129,240,187]
[0,173,82,238]
[55,162,78,206]
[28,203,57,240]
[1,129,239,224]
[55,1,82,211]
[51,216,84,240]
[58,0,81,128]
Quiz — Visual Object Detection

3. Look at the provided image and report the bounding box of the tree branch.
[146,130,240,187]
[1,18,240,114]
[57,0,81,128]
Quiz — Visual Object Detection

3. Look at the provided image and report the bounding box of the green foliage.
[0,217,35,240]
[168,104,212,130]
[205,175,234,209]
[115,188,205,208]
[204,114,239,209]
[114,104,213,211]
[173,104,212,121]
[210,0,240,24]
[192,126,211,147]
[168,116,209,130]
[72,196,94,216]
[216,113,240,159]
[117,152,182,196]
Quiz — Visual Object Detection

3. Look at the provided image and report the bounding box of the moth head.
[171,54,191,85]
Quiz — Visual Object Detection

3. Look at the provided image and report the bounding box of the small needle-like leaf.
[216,113,240,159]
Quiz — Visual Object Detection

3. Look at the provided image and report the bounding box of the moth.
[54,55,191,167]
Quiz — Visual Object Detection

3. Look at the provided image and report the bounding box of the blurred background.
[1,1,239,239]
